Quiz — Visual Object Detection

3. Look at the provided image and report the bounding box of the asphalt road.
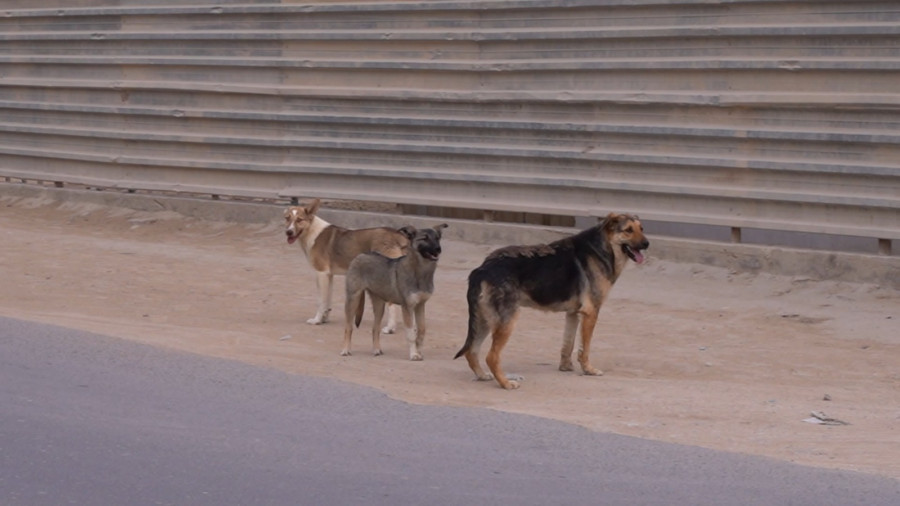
[2,316,898,506]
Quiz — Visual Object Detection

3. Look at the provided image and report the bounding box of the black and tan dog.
[454,213,649,389]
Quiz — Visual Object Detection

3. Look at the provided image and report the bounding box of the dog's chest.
[404,290,432,306]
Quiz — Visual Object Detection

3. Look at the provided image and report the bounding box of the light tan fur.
[284,199,409,326]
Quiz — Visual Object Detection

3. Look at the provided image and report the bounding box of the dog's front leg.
[308,272,333,324]
[577,308,603,376]
[381,304,399,335]
[559,311,579,371]
[413,303,427,354]
[402,306,422,361]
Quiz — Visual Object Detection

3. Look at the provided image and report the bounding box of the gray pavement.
[2,316,898,506]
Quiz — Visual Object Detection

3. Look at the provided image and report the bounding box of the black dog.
[454,214,649,389]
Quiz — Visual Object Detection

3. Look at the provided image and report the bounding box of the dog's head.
[399,223,448,262]
[602,213,649,264]
[284,199,321,245]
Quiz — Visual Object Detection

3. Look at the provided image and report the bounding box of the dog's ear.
[433,223,448,238]
[305,198,321,216]
[398,225,417,240]
[599,212,623,232]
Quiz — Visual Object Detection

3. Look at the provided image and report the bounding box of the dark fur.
[454,213,649,389]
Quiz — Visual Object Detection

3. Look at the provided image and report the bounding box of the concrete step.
[3,1,898,32]
[0,116,896,183]
[1,136,895,210]
[3,76,899,109]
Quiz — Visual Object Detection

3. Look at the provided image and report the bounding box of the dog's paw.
[373,349,383,357]
[476,373,495,382]
[340,349,351,357]
[381,325,396,335]
[582,367,604,376]
[501,379,521,390]
[307,317,325,325]
[409,353,423,361]
[558,359,575,372]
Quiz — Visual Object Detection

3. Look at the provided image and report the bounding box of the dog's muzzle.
[286,230,298,244]
[622,240,649,264]
[421,246,441,261]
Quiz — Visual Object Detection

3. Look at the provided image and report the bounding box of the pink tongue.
[632,250,645,264]
[287,236,297,244]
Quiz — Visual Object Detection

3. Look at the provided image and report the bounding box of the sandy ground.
[2,191,899,479]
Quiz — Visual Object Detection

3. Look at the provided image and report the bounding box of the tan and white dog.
[284,199,409,330]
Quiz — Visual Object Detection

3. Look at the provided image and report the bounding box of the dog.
[284,199,409,330]
[453,213,649,389]
[342,224,448,360]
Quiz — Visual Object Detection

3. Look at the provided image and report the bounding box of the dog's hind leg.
[457,301,493,381]
[456,279,494,381]
[559,311,580,371]
[463,340,492,382]
[341,288,364,356]
[370,297,386,356]
[486,316,520,389]
[401,306,423,361]
[308,272,333,325]
[577,307,603,376]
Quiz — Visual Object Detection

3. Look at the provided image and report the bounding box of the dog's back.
[467,228,611,313]
[346,252,403,307]
[317,226,408,274]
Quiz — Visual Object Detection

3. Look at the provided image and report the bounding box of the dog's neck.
[402,248,438,291]
[608,242,629,281]
[586,237,628,283]
[299,215,331,256]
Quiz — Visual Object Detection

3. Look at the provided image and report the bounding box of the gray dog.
[342,224,448,360]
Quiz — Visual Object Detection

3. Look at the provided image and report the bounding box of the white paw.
[476,373,495,382]
[409,353,423,361]
[340,349,351,356]
[307,317,325,325]
[373,349,383,356]
[381,325,396,335]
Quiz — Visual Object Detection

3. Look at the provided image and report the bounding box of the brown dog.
[284,199,408,327]
[454,213,649,389]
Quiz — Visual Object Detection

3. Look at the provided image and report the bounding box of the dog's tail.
[353,291,365,328]
[454,271,484,360]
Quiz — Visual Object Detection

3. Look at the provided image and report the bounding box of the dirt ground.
[2,191,899,480]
